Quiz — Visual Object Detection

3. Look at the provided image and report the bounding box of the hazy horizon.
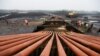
[0,0,100,11]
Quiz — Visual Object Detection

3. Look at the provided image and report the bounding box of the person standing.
[24,19,28,25]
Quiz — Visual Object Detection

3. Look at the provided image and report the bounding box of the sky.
[0,0,100,11]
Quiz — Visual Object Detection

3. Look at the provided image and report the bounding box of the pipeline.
[40,32,54,56]
[0,32,48,51]
[55,32,67,56]
[0,31,51,56]
[58,33,88,56]
[0,31,100,56]
[59,33,100,56]
[61,32,100,52]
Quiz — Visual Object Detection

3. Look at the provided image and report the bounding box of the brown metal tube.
[0,32,45,46]
[0,33,46,51]
[40,33,54,56]
[0,31,45,42]
[70,32,100,41]
[0,34,29,42]
[65,32,100,45]
[56,32,67,56]
[62,32,100,52]
[0,32,51,56]
[68,33,100,45]
[61,34,100,56]
[58,34,88,56]
[0,35,34,46]
[14,32,52,56]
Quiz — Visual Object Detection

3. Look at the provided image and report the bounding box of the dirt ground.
[0,18,43,35]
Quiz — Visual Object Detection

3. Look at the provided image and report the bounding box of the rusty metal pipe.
[68,33,100,45]
[0,31,43,39]
[0,32,51,56]
[40,33,54,56]
[56,32,67,56]
[69,32,100,41]
[58,33,88,56]
[0,33,47,51]
[0,31,46,42]
[0,33,46,46]
[65,32,100,45]
[62,32,100,52]
[61,34,100,56]
[14,32,52,56]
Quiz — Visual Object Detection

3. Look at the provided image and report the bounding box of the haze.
[0,0,100,11]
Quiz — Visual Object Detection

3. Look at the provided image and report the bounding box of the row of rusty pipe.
[61,32,100,52]
[59,32,100,56]
[0,31,52,56]
[0,31,100,56]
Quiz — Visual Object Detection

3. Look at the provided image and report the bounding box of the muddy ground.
[0,18,43,35]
